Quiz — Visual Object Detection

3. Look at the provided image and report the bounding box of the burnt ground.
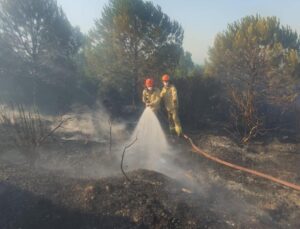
[175,131,300,228]
[0,128,300,228]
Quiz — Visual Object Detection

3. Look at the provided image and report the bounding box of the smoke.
[116,108,273,226]
[25,103,128,178]
[0,103,179,179]
[0,103,274,226]
[57,103,126,143]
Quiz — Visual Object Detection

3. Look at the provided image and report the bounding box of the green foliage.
[0,0,87,110]
[0,0,81,69]
[85,0,184,107]
[206,15,300,98]
[174,51,194,77]
[205,15,300,142]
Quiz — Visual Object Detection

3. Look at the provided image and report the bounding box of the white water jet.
[126,107,171,170]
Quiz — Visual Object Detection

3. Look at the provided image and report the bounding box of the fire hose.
[183,134,300,192]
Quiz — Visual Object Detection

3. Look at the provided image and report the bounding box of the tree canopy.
[205,15,300,142]
[0,0,83,107]
[85,0,184,106]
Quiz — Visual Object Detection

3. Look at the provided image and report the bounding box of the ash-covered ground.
[0,114,299,229]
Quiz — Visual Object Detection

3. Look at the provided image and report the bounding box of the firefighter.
[160,74,182,136]
[142,78,161,112]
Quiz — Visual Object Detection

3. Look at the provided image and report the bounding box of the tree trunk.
[132,34,139,108]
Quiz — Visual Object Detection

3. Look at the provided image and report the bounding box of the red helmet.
[145,78,154,87]
[162,74,170,81]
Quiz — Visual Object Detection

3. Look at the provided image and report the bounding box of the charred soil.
[0,130,299,228]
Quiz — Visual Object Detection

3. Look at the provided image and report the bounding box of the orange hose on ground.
[183,134,300,192]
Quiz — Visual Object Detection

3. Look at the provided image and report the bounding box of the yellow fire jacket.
[160,84,178,111]
[142,88,161,112]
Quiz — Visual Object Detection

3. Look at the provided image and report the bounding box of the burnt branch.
[38,117,72,145]
[0,104,71,165]
[121,137,138,182]
[108,118,112,155]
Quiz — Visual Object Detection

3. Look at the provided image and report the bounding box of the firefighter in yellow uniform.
[142,78,161,112]
[160,74,182,136]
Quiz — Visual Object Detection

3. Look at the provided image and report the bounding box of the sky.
[56,0,300,64]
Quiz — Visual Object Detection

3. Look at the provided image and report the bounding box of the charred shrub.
[0,104,69,165]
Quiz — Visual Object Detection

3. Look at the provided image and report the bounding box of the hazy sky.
[56,0,300,64]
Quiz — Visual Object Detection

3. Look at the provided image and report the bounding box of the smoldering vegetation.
[1,103,299,228]
[0,103,126,177]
